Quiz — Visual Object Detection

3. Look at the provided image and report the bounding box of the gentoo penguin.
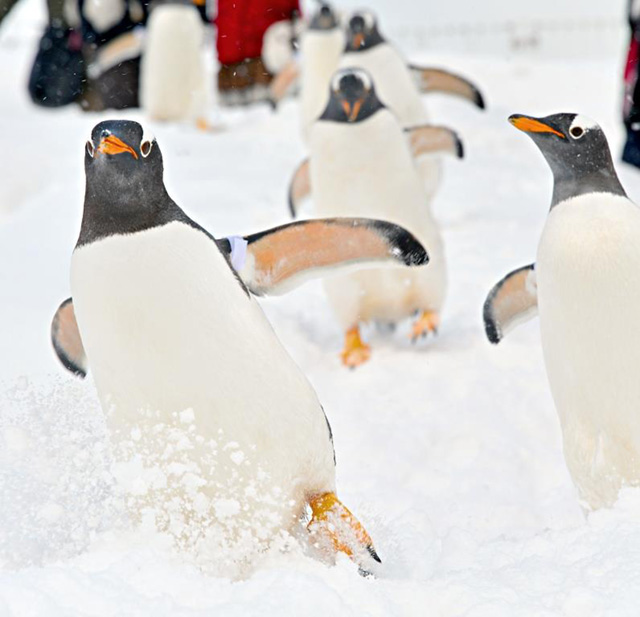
[51,120,430,571]
[266,1,344,130]
[339,10,482,201]
[483,112,640,510]
[298,2,345,141]
[340,10,485,128]
[140,1,209,127]
[289,69,463,367]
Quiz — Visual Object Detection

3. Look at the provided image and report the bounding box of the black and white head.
[309,2,339,31]
[509,113,626,208]
[80,120,183,246]
[345,10,384,52]
[319,68,384,123]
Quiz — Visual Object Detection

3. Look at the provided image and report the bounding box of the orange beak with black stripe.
[509,114,566,139]
[352,32,365,48]
[97,134,139,160]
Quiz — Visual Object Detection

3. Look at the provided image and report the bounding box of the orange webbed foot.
[340,326,371,368]
[410,310,439,343]
[308,492,381,575]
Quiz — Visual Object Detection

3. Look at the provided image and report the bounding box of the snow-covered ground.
[3,0,640,615]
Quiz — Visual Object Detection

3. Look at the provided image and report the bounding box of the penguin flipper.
[267,59,300,109]
[408,65,486,109]
[51,298,88,378]
[227,218,429,296]
[307,492,381,576]
[406,124,464,159]
[483,264,537,344]
[288,158,311,218]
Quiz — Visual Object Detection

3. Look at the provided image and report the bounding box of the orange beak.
[352,32,365,48]
[341,98,364,122]
[97,134,139,159]
[509,115,565,139]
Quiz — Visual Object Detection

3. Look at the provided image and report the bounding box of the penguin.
[483,112,640,510]
[339,10,483,201]
[51,120,430,571]
[266,1,344,130]
[340,10,485,128]
[289,69,463,367]
[298,2,345,142]
[140,0,209,127]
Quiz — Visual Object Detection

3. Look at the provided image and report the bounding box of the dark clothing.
[623,0,640,165]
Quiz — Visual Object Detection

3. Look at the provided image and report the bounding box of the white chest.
[300,29,344,138]
[309,112,433,233]
[536,194,640,507]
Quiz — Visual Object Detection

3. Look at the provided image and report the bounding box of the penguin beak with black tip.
[97,134,139,159]
[509,114,566,139]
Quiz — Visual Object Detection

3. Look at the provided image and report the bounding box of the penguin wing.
[288,158,311,218]
[222,218,429,296]
[51,298,88,378]
[406,125,464,159]
[408,66,485,109]
[483,264,537,344]
[268,60,300,109]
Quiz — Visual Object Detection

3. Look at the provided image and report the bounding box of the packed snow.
[2,0,640,615]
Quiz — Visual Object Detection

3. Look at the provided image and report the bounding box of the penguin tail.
[307,492,381,576]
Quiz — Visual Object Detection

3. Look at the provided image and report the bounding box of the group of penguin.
[275,3,484,366]
[45,1,640,577]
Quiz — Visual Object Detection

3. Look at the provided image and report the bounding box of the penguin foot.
[340,326,371,368]
[196,118,209,131]
[307,492,381,574]
[411,310,439,342]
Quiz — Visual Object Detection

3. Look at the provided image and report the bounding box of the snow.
[3,0,640,614]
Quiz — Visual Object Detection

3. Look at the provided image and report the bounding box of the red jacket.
[216,0,300,65]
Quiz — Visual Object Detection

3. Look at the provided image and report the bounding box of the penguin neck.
[551,168,627,209]
[319,95,385,124]
[77,183,190,247]
[345,30,385,53]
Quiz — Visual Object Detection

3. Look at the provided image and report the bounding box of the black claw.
[367,545,382,563]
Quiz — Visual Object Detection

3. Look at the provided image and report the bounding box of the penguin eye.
[86,141,95,157]
[140,140,152,157]
[569,126,585,139]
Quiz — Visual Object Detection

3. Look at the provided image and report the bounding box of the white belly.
[339,45,427,128]
[339,45,441,198]
[309,112,446,327]
[71,222,335,556]
[299,29,344,142]
[140,5,208,122]
[537,193,640,509]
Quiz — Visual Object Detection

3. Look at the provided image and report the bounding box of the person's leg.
[623,1,640,166]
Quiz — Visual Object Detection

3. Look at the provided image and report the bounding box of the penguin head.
[346,10,384,51]
[509,112,626,207]
[309,2,339,31]
[84,120,165,212]
[320,68,384,123]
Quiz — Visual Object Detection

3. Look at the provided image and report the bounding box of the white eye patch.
[330,68,372,92]
[361,10,375,29]
[140,124,155,157]
[569,114,598,139]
